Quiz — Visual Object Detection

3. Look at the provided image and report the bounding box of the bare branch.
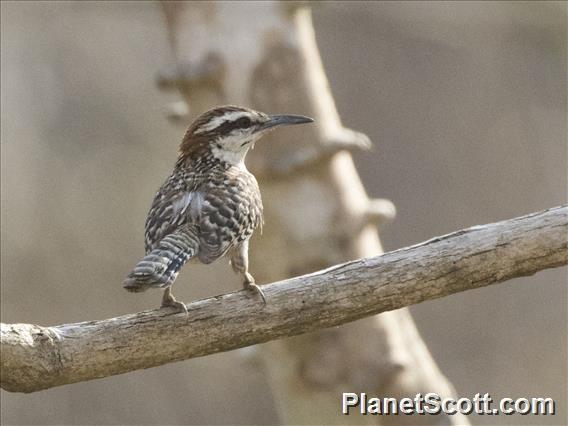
[1,205,566,393]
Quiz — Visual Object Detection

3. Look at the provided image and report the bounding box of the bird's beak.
[260,114,314,131]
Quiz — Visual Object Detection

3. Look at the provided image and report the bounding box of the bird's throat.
[211,144,251,167]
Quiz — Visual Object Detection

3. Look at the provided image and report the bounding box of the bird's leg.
[231,240,267,304]
[243,272,267,304]
[161,287,188,314]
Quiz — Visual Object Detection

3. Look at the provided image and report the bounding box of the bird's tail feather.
[123,227,198,293]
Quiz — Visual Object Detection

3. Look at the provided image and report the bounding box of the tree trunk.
[160,2,469,424]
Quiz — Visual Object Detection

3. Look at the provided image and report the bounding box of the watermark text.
[342,393,556,416]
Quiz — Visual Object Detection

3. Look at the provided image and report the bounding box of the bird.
[123,105,314,313]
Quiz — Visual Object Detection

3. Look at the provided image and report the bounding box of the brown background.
[1,2,566,425]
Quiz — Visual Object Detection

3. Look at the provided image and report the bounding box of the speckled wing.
[197,172,263,264]
[144,183,203,253]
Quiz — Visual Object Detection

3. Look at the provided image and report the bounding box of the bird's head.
[180,106,314,165]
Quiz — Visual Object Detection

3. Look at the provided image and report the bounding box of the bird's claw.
[161,300,188,315]
[161,288,189,315]
[245,282,267,305]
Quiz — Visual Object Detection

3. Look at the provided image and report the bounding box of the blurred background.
[1,1,566,425]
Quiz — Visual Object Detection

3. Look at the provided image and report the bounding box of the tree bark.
[2,205,566,395]
[154,2,562,424]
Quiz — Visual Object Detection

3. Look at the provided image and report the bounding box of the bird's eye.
[236,117,251,128]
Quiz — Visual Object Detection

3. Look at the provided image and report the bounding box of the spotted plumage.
[124,105,313,312]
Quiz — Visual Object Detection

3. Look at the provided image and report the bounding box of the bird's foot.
[244,277,267,305]
[161,287,188,315]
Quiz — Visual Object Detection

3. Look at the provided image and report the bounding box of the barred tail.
[123,227,198,293]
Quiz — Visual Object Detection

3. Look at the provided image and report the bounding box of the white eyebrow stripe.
[195,111,249,133]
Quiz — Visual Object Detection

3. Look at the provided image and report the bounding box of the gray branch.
[1,205,566,393]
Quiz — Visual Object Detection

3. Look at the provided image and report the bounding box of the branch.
[2,206,566,393]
